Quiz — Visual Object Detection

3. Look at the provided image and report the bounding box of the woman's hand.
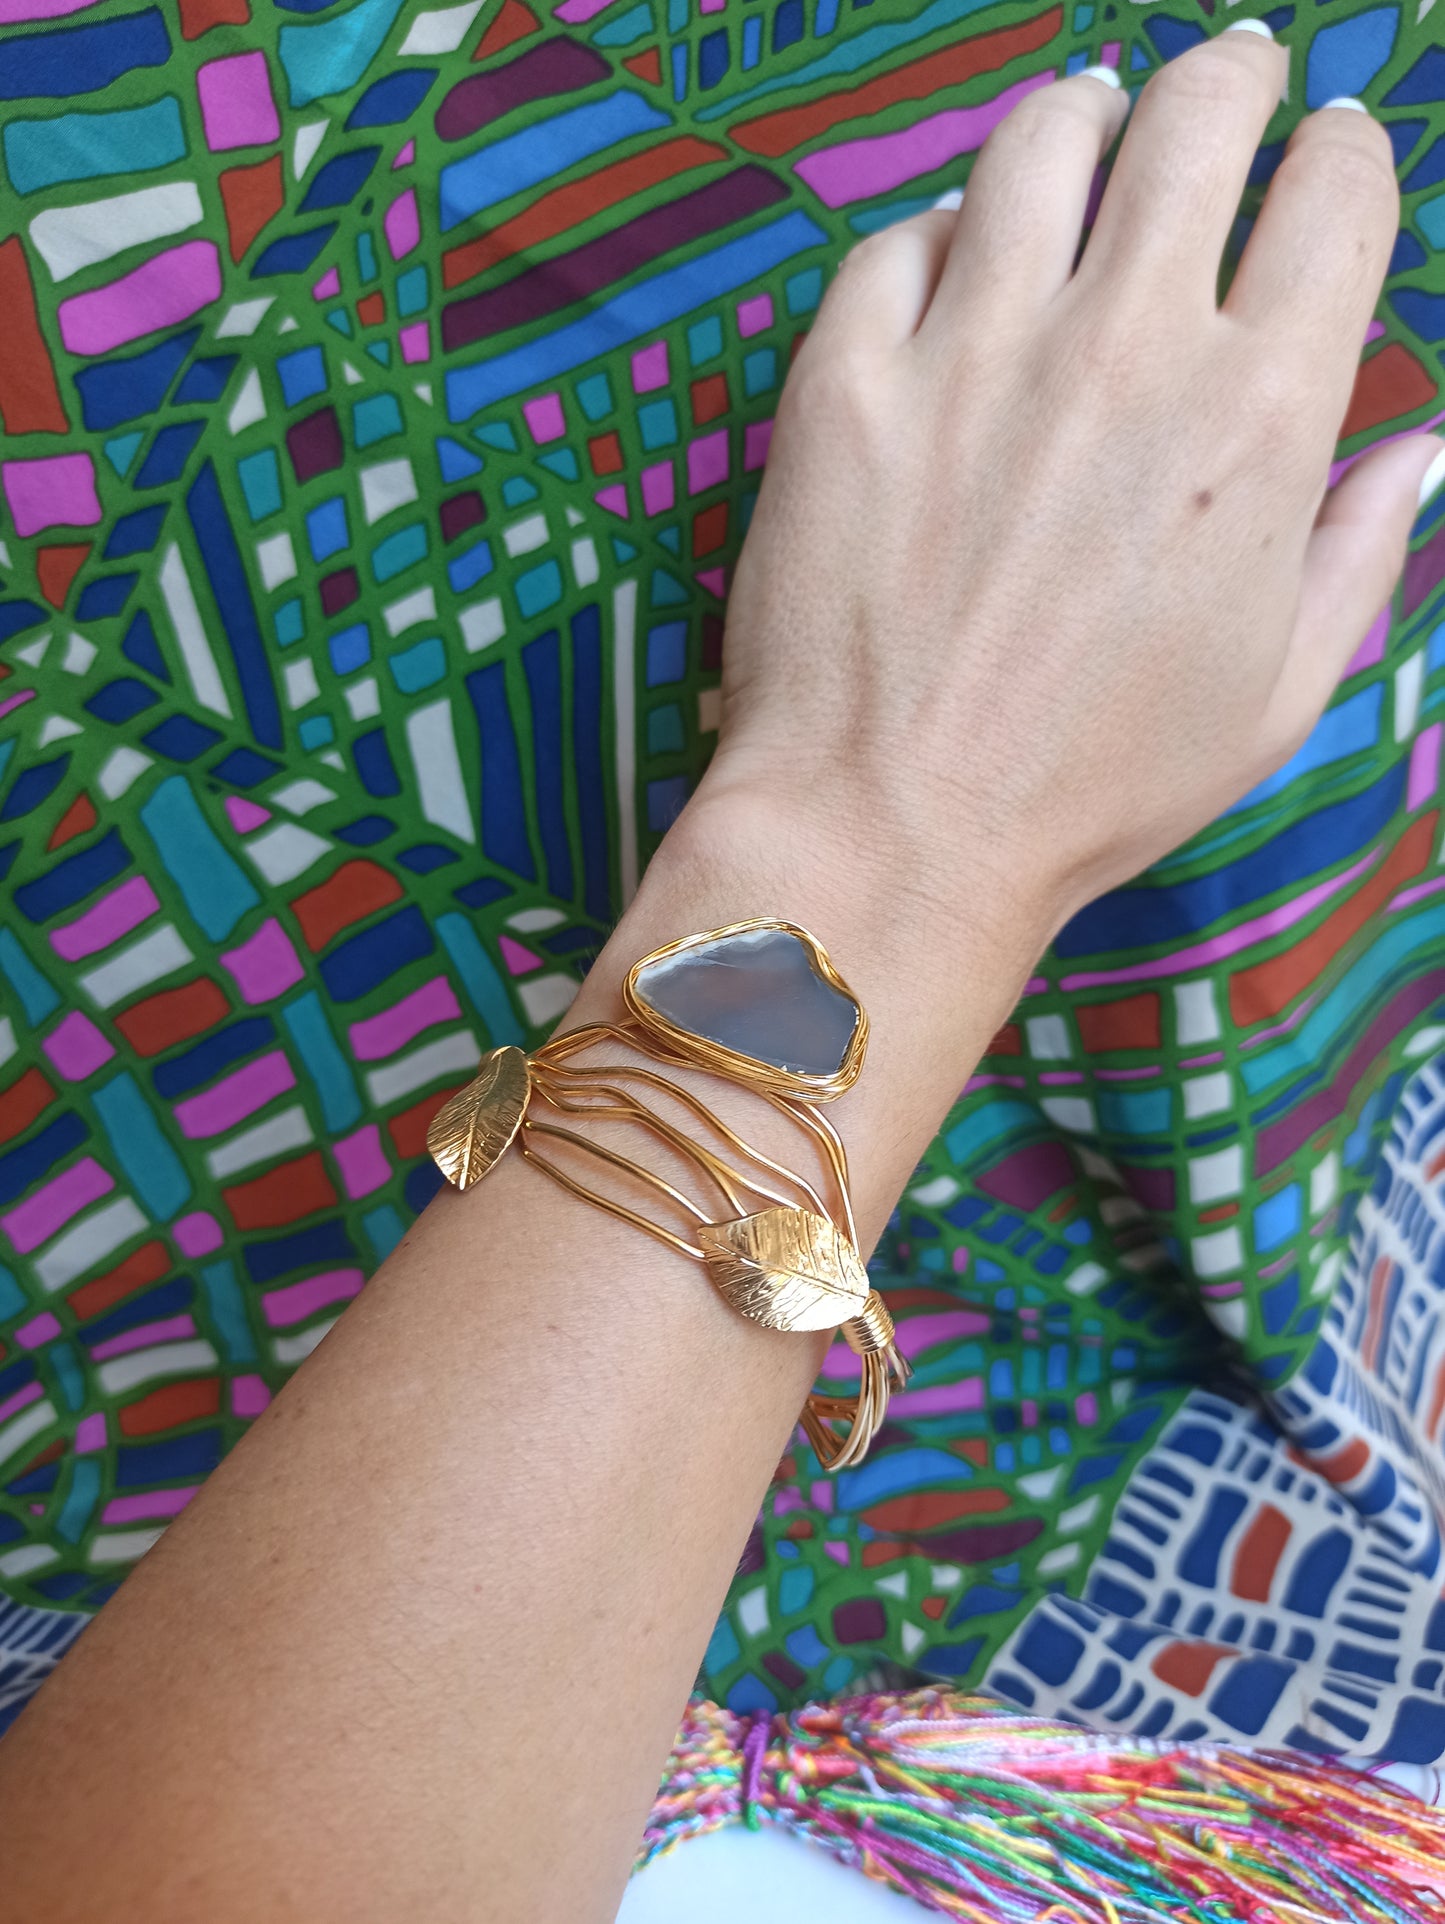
[705,27,1439,934]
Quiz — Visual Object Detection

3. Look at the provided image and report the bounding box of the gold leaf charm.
[698,1207,869,1333]
[427,1046,531,1191]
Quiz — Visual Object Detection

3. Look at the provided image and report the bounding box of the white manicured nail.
[1078,64,1122,88]
[1320,95,1368,112]
[1225,18,1275,36]
[931,187,964,211]
[1418,443,1445,511]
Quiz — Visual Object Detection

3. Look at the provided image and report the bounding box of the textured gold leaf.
[427,1046,531,1190]
[698,1207,869,1333]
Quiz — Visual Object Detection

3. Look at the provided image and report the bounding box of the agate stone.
[632,926,859,1078]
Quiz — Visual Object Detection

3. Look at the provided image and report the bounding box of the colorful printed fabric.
[3,0,1445,1765]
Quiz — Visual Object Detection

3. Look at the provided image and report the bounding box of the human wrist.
[671,761,1061,1000]
[565,766,1056,1176]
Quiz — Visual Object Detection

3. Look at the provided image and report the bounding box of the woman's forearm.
[0,788,1049,1924]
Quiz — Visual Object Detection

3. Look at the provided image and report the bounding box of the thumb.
[1282,432,1445,722]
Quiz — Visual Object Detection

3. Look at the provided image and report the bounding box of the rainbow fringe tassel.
[642,1690,1445,1921]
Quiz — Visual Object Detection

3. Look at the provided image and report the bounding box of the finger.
[1226,103,1398,415]
[925,67,1129,315]
[806,209,957,352]
[1276,435,1445,725]
[1079,24,1287,307]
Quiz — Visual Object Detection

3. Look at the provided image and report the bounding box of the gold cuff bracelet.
[426,918,908,1470]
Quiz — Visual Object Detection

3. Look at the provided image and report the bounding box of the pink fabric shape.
[1409,723,1443,809]
[687,429,728,495]
[0,1383,41,1425]
[736,294,772,338]
[0,0,105,16]
[2,453,101,538]
[1344,605,1391,678]
[173,1211,224,1258]
[90,1314,198,1362]
[796,74,1051,208]
[14,1313,61,1350]
[392,139,415,169]
[743,419,773,471]
[333,1125,390,1200]
[594,484,628,517]
[58,240,222,356]
[103,1488,197,1524]
[75,1412,106,1453]
[892,1377,985,1416]
[312,267,341,300]
[523,393,566,444]
[641,461,675,515]
[50,874,159,962]
[348,977,461,1061]
[42,1010,114,1081]
[2,1157,114,1254]
[632,340,669,393]
[399,321,429,363]
[498,934,543,975]
[232,1376,272,1418]
[262,1268,364,1328]
[196,50,280,151]
[385,187,420,260]
[174,1051,295,1139]
[695,567,726,598]
[224,796,271,833]
[221,917,304,1003]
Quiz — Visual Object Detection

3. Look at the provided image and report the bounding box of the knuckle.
[839,227,902,281]
[781,341,872,425]
[1147,43,1260,111]
[1296,125,1397,214]
[1238,360,1308,443]
[993,81,1100,153]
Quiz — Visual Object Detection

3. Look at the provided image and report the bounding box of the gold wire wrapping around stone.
[425,939,907,1469]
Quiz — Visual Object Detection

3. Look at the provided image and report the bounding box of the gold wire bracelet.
[426,919,909,1471]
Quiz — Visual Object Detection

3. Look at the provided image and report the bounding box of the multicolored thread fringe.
[642,1689,1445,1922]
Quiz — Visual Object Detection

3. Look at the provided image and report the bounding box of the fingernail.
[1320,95,1369,113]
[1224,18,1275,36]
[1418,442,1445,512]
[931,187,964,212]
[1078,64,1122,89]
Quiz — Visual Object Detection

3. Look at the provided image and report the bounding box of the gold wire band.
[426,921,908,1470]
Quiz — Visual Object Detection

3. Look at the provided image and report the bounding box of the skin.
[1,28,1440,1924]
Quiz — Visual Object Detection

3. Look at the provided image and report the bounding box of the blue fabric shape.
[1305,7,1399,107]
[135,419,205,489]
[74,328,201,433]
[0,7,170,100]
[299,145,379,210]
[347,68,437,127]
[173,355,236,404]
[278,347,327,407]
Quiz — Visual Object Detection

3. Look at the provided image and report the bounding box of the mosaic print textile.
[5,0,1445,1766]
